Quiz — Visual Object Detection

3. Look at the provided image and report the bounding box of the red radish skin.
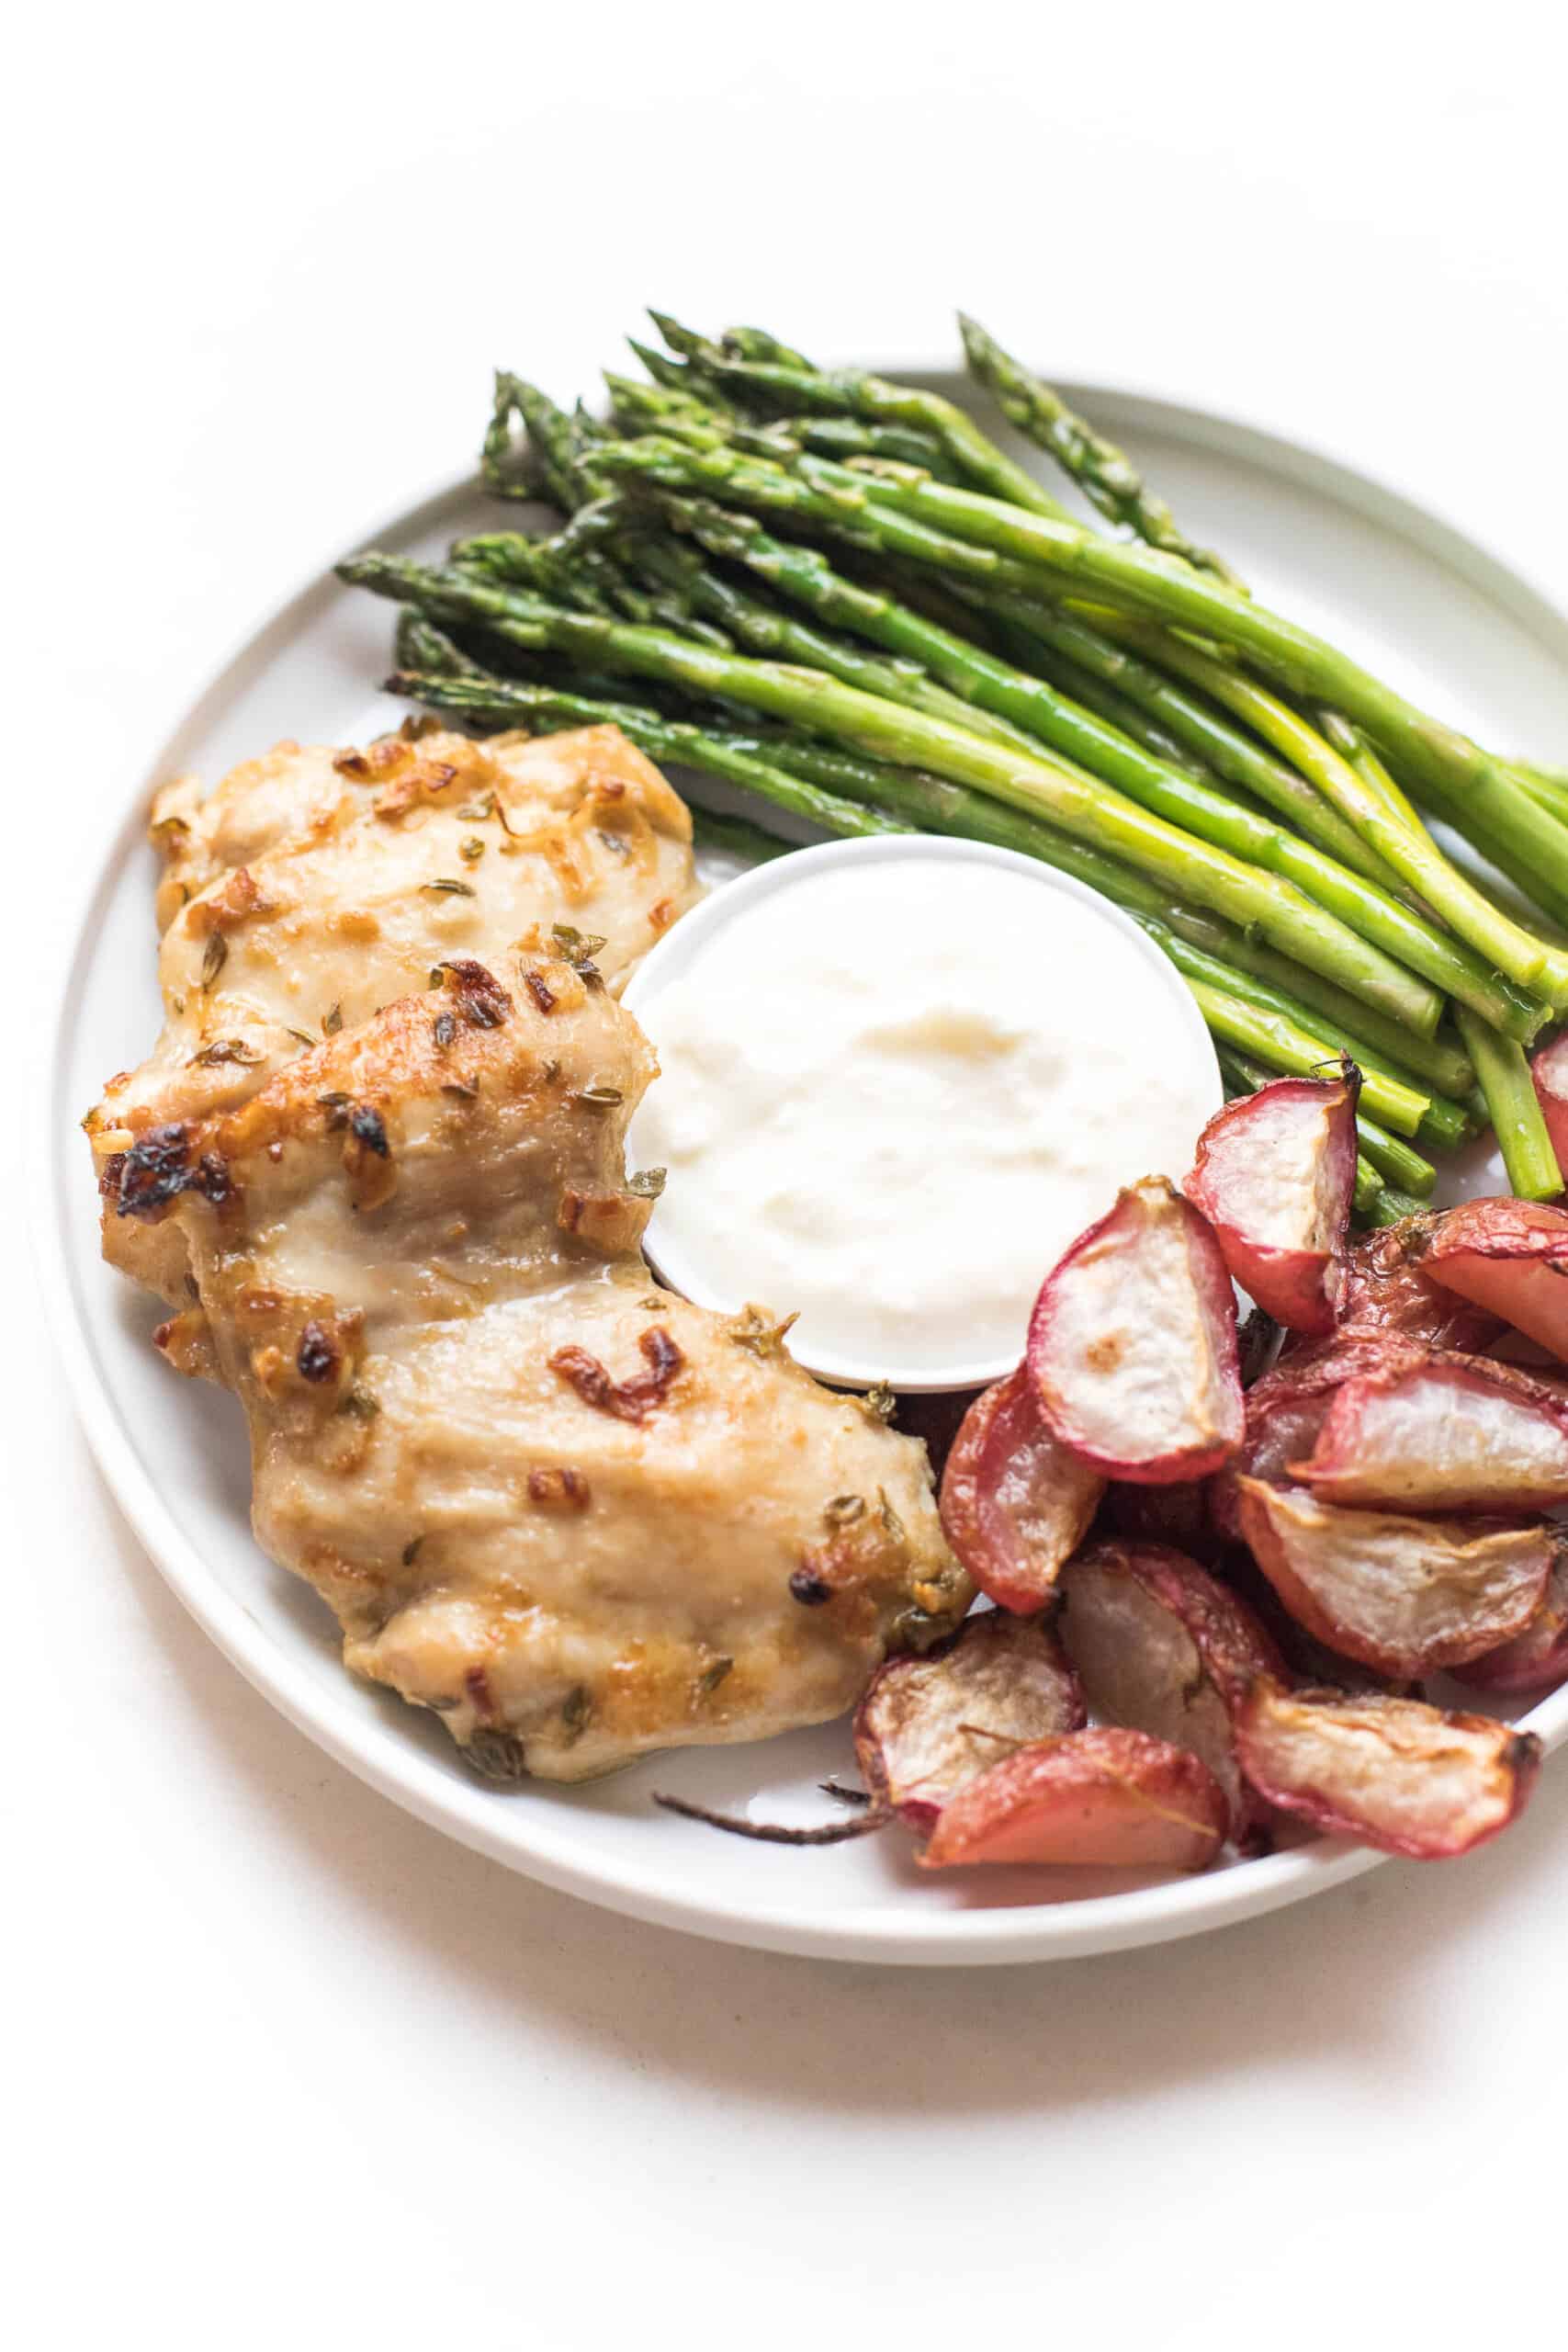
[1424,1198,1568,1363]
[1027,1176,1243,1485]
[1235,1478,1554,1678]
[1328,1216,1505,1354]
[1531,1031,1568,1180]
[1057,1543,1287,1839]
[1209,1332,1419,1540]
[852,1610,1085,1834]
[1454,1545,1568,1693]
[919,1726,1228,1872]
[1295,1352,1568,1513]
[1235,1680,1541,1859]
[939,1368,1103,1613]
[1184,1075,1359,1336]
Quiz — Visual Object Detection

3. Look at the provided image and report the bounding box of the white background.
[11,6,1568,2345]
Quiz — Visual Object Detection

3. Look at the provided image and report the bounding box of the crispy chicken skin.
[85,725,699,1303]
[93,723,967,1779]
[107,952,968,1779]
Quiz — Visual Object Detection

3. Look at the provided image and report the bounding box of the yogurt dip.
[624,837,1222,1387]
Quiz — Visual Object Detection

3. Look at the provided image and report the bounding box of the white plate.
[41,371,1568,1965]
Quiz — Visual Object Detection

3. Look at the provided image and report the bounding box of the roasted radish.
[939,1368,1103,1613]
[1454,1544,1568,1693]
[1235,1478,1554,1678]
[1235,1679,1541,1859]
[853,1608,1085,1833]
[1027,1176,1243,1484]
[1209,1333,1415,1540]
[1424,1198,1568,1362]
[1332,1215,1505,1353]
[1058,1543,1286,1838]
[1294,1352,1568,1513]
[1184,1074,1359,1336]
[919,1727,1228,1872]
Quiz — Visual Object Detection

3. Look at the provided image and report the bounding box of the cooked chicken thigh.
[107,948,968,1778]
[86,724,699,1302]
[93,720,965,1777]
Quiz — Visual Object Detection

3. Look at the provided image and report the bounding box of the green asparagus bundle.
[339,313,1568,1208]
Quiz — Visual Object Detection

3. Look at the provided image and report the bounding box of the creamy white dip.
[627,849,1220,1383]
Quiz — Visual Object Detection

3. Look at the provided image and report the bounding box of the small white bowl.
[622,834,1223,1391]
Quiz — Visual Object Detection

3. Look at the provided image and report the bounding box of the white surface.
[11,6,1568,2344]
[625,835,1222,1387]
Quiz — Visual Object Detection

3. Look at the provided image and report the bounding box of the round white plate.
[41,372,1568,1965]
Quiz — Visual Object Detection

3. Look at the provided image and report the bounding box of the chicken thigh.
[93,719,965,1776]
[106,946,968,1778]
[86,723,700,1302]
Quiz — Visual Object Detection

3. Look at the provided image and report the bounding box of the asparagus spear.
[1454,1006,1564,1202]
[718,325,818,368]
[480,376,597,512]
[592,434,1568,999]
[664,500,1505,1039]
[957,313,1244,587]
[667,322,1480,955]
[1361,1184,1430,1228]
[1140,920,1470,1146]
[648,312,1080,522]
[1348,1110,1439,1199]
[345,552,1458,1035]
[991,628,1214,779]
[996,605,1545,1040]
[1089,612,1568,943]
[1517,763,1568,821]
[386,667,909,843]
[610,372,965,479]
[1180,977,1424,1135]
[395,610,488,679]
[988,599,1398,882]
[691,807,796,863]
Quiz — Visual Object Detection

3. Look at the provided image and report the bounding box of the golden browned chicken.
[85,723,701,1303]
[94,725,967,1779]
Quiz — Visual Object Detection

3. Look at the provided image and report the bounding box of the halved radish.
[1235,1679,1541,1859]
[1184,1073,1359,1336]
[939,1368,1103,1613]
[1027,1176,1243,1484]
[919,1726,1227,1872]
[1333,1215,1505,1352]
[1057,1543,1287,1838]
[1294,1352,1568,1512]
[1424,1198,1568,1362]
[1209,1332,1416,1541]
[1454,1544,1568,1693]
[1235,1478,1554,1678]
[852,1609,1085,1834]
[1530,1030,1568,1180]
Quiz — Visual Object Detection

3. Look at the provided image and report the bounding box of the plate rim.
[37,371,1568,1965]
